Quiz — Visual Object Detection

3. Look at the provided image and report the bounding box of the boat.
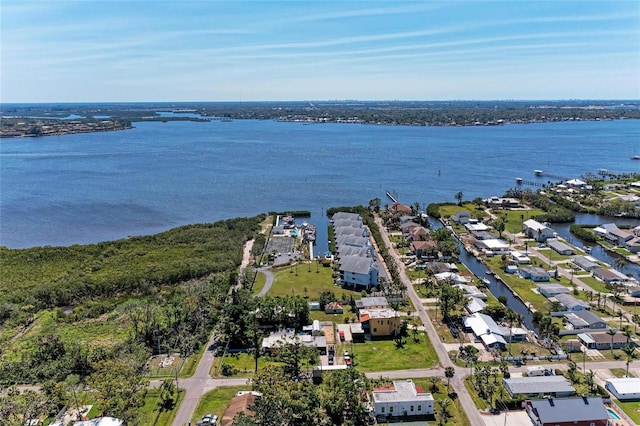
[485,270,493,276]
[516,177,523,184]
[482,278,491,285]
[583,246,592,253]
[632,155,640,160]
[534,169,543,176]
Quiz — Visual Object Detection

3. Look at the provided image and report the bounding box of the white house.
[510,250,531,264]
[463,312,506,349]
[523,219,555,242]
[372,379,434,418]
[337,255,379,289]
[605,378,640,400]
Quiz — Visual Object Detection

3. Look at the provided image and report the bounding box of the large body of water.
[1,118,639,249]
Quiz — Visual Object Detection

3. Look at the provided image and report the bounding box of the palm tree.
[445,367,455,392]
[607,329,617,355]
[436,398,451,426]
[622,325,633,345]
[455,191,463,206]
[622,345,636,377]
[585,369,595,393]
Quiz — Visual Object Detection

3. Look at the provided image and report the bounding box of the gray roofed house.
[355,296,389,310]
[520,267,550,282]
[463,312,506,349]
[337,255,379,289]
[465,297,487,314]
[335,235,370,248]
[503,376,575,398]
[523,219,555,242]
[336,245,371,259]
[564,310,607,330]
[332,218,363,229]
[537,283,570,297]
[592,267,628,283]
[525,396,608,426]
[333,226,368,238]
[551,293,590,311]
[546,238,575,255]
[331,212,362,223]
[571,255,599,272]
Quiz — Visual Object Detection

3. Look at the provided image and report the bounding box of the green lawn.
[491,208,547,234]
[266,264,359,300]
[210,353,284,378]
[251,272,268,295]
[138,388,184,426]
[352,334,438,372]
[192,386,250,424]
[180,344,206,378]
[411,378,471,426]
[575,276,611,295]
[614,399,640,424]
[610,368,632,378]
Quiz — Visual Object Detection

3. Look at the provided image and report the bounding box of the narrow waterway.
[429,219,539,332]
[551,213,640,278]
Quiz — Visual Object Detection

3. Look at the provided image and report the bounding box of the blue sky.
[2,1,639,102]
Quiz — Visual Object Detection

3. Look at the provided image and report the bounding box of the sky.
[1,1,639,102]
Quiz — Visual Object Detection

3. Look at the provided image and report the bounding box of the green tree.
[494,219,505,238]
[455,192,463,206]
[157,378,177,411]
[319,369,371,426]
[607,329,617,356]
[444,366,455,392]
[622,345,636,377]
[271,339,318,379]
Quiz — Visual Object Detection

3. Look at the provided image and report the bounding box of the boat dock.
[386,191,398,203]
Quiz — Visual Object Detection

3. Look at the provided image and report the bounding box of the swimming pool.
[607,408,621,421]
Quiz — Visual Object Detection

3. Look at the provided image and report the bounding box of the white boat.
[482,278,491,285]
[534,169,543,176]
[632,155,640,160]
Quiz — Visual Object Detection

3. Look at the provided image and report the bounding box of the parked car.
[328,353,334,365]
[339,331,345,341]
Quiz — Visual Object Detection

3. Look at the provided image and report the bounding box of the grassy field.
[351,333,438,372]
[192,386,250,424]
[610,368,632,378]
[210,353,284,378]
[265,263,353,300]
[491,209,547,234]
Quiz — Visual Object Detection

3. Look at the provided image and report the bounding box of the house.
[465,222,490,232]
[453,284,487,300]
[221,392,258,426]
[593,223,619,237]
[563,339,583,353]
[465,297,487,314]
[411,240,437,257]
[372,379,434,418]
[521,267,550,282]
[571,255,599,272]
[550,293,590,311]
[503,376,575,398]
[566,178,587,188]
[592,267,627,284]
[335,235,371,248]
[474,238,510,254]
[523,219,555,242]
[308,301,321,311]
[605,378,640,400]
[470,230,497,240]
[624,236,640,253]
[331,212,362,223]
[564,310,607,330]
[499,326,528,342]
[485,196,521,208]
[389,202,413,216]
[261,329,327,354]
[505,264,518,274]
[510,250,531,264]
[324,302,344,314]
[546,239,575,255]
[525,397,609,426]
[604,228,634,246]
[452,211,471,224]
[578,332,635,350]
[355,296,388,310]
[463,312,506,349]
[337,255,379,289]
[358,308,401,337]
[537,283,570,297]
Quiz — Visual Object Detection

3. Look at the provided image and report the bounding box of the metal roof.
[504,376,575,395]
[527,397,608,424]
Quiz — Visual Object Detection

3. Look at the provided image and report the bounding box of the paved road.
[374,217,486,426]
[255,267,274,297]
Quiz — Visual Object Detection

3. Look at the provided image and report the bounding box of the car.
[343,350,349,357]
[339,331,345,341]
[328,354,334,365]
[489,408,500,415]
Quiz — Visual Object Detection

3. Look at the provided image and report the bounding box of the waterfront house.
[537,283,570,297]
[503,376,575,398]
[465,297,487,314]
[505,264,518,274]
[593,223,619,237]
[372,379,434,418]
[463,312,506,349]
[453,284,487,300]
[566,178,587,188]
[604,228,634,246]
[605,378,640,400]
[592,267,628,284]
[474,238,510,254]
[523,219,555,242]
[331,211,362,223]
[546,238,575,255]
[452,211,471,224]
[571,255,599,272]
[525,397,609,426]
[485,196,521,208]
[358,308,401,337]
[578,332,634,350]
[335,235,371,248]
[334,225,368,239]
[499,326,528,342]
[389,202,412,216]
[624,236,640,253]
[564,311,607,330]
[465,222,490,232]
[521,267,551,282]
[550,293,590,311]
[411,240,437,257]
